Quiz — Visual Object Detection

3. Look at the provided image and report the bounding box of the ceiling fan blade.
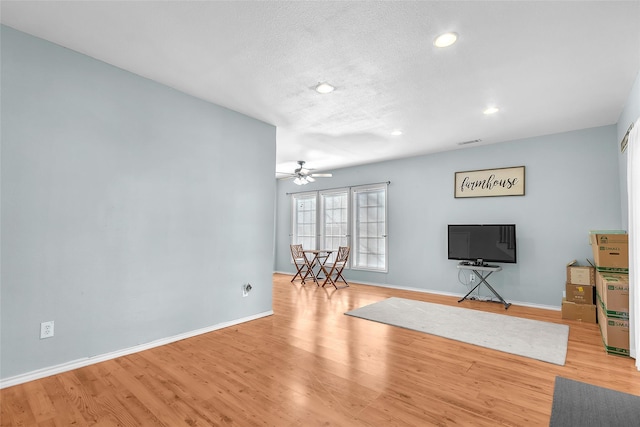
[279,160,332,181]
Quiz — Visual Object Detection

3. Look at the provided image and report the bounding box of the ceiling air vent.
[457,139,482,146]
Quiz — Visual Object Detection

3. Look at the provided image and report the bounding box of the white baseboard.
[274,272,561,312]
[0,310,273,389]
[345,279,562,311]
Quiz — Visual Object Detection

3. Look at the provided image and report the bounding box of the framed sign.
[455,166,525,198]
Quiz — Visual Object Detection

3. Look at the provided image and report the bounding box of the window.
[320,190,349,263]
[291,193,317,250]
[352,184,387,271]
[290,183,388,271]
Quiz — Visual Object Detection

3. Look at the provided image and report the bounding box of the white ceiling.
[2,1,639,177]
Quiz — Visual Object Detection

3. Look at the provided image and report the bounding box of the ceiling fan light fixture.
[287,160,332,184]
[314,82,335,94]
[434,32,458,48]
[294,176,309,185]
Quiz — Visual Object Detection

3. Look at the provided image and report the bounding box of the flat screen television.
[448,224,517,265]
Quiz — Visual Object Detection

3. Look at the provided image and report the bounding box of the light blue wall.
[618,70,640,229]
[276,126,621,307]
[1,26,276,380]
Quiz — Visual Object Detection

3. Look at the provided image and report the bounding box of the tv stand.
[457,263,511,309]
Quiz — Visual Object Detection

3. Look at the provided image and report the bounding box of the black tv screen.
[448,224,517,264]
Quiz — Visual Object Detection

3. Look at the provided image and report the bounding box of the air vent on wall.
[457,139,482,146]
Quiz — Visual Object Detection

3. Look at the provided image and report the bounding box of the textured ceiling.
[2,1,639,177]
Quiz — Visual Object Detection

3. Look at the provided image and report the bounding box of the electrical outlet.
[242,283,252,297]
[40,321,54,339]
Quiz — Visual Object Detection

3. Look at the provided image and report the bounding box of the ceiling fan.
[281,160,333,185]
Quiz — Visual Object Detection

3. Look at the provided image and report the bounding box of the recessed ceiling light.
[434,32,458,48]
[391,130,403,136]
[314,82,335,94]
[483,106,500,115]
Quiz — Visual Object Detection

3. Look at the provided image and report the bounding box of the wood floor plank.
[21,380,55,424]
[1,385,38,426]
[38,375,92,427]
[3,273,640,426]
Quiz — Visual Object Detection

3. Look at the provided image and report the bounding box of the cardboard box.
[589,233,629,273]
[597,305,629,356]
[596,272,629,318]
[588,230,627,239]
[565,283,595,305]
[566,260,595,285]
[561,298,596,323]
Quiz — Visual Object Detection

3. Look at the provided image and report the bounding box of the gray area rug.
[550,377,640,426]
[345,297,569,365]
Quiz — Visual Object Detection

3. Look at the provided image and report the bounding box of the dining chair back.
[290,244,312,284]
[322,246,350,289]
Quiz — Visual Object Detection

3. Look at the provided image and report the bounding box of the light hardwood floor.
[3,273,640,426]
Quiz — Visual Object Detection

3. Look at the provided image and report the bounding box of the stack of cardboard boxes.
[590,232,629,356]
[562,260,596,323]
